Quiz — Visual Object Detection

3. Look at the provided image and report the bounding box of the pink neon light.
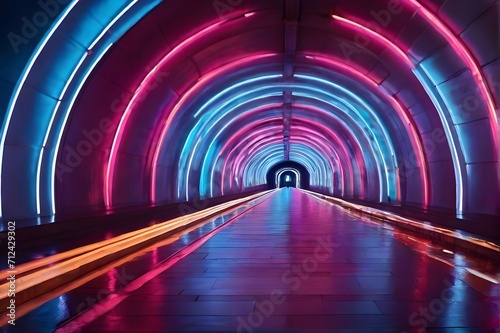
[224,128,281,190]
[303,56,428,206]
[214,113,282,192]
[105,20,229,208]
[234,135,284,182]
[226,133,279,190]
[408,0,498,143]
[290,127,345,195]
[233,134,283,181]
[225,114,358,197]
[222,115,359,197]
[150,54,277,203]
[332,15,414,68]
[292,105,370,196]
[228,130,346,195]
[294,117,358,197]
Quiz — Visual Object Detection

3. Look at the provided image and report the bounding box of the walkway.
[60,188,499,332]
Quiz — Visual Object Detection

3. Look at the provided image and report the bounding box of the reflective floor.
[4,189,500,332]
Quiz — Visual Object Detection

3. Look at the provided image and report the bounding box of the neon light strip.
[304,56,425,202]
[37,53,87,215]
[184,137,202,200]
[332,15,413,68]
[88,0,138,50]
[42,0,139,214]
[333,12,490,211]
[105,21,241,207]
[416,66,463,212]
[179,92,282,200]
[205,106,282,196]
[291,138,337,188]
[241,141,332,189]
[290,127,345,193]
[217,123,335,195]
[221,127,282,191]
[234,137,283,186]
[408,0,498,142]
[289,147,329,187]
[297,74,395,201]
[217,120,281,192]
[165,77,393,202]
[203,103,351,197]
[0,0,79,217]
[194,74,282,118]
[230,134,280,186]
[245,147,287,185]
[183,82,387,200]
[241,146,282,185]
[292,117,356,196]
[293,90,385,200]
[219,105,360,198]
[50,43,114,211]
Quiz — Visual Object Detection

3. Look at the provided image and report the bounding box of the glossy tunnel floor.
[51,188,499,333]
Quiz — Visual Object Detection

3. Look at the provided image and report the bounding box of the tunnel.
[266,160,310,189]
[0,0,499,332]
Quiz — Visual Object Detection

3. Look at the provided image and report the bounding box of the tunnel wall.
[0,0,498,234]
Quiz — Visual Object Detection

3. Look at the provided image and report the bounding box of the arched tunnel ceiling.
[0,0,498,224]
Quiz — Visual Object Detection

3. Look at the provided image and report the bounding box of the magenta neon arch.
[289,128,347,196]
[105,53,278,208]
[213,118,283,193]
[216,123,347,196]
[213,125,340,196]
[231,131,350,195]
[102,14,280,207]
[144,72,402,206]
[291,118,363,198]
[203,104,360,197]
[407,0,498,135]
[299,55,429,206]
[330,8,498,212]
[218,112,364,199]
[224,128,283,191]
[174,82,398,203]
[220,119,356,197]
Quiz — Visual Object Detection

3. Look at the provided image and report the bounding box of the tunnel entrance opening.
[266,161,310,190]
[279,171,297,188]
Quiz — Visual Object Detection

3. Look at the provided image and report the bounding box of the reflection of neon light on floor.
[54,190,275,333]
[465,268,499,284]
[0,190,274,309]
[299,189,499,287]
[299,189,500,255]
